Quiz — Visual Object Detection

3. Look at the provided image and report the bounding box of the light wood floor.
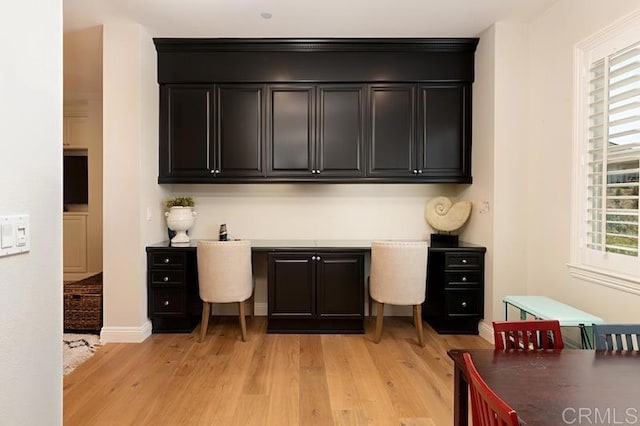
[63,317,491,425]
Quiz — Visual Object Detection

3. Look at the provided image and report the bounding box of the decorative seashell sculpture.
[425,196,472,232]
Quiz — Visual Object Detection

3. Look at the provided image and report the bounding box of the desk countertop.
[146,239,486,251]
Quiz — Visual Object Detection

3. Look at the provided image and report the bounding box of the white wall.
[0,2,63,425]
[459,26,496,338]
[102,20,162,342]
[526,0,640,321]
[168,184,459,241]
[492,22,531,320]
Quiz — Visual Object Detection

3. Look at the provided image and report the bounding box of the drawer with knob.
[444,288,482,318]
[149,287,186,316]
[150,270,184,285]
[444,271,482,287]
[149,252,186,268]
[444,252,482,269]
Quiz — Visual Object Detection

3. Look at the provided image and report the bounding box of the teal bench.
[503,295,604,349]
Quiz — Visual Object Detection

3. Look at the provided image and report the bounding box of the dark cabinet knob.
[462,259,468,264]
[163,300,169,306]
[461,301,467,308]
[163,276,169,282]
[164,258,170,264]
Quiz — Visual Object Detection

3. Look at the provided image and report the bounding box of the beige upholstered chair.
[196,240,254,342]
[368,241,428,346]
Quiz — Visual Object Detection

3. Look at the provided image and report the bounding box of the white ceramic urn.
[165,206,196,243]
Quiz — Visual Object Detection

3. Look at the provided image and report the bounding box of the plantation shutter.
[587,41,640,257]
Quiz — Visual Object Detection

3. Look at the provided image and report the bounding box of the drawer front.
[444,271,482,287]
[149,252,186,268]
[149,288,186,316]
[444,289,482,318]
[444,252,482,269]
[150,270,184,285]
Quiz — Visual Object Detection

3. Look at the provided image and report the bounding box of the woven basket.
[64,273,103,331]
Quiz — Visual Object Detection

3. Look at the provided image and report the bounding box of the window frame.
[570,9,640,295]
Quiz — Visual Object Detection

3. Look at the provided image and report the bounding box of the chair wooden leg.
[367,277,372,318]
[374,302,384,343]
[238,301,248,342]
[250,280,256,318]
[413,304,424,347]
[199,302,211,343]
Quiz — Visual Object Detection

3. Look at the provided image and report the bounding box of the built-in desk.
[146,240,371,333]
[145,239,486,334]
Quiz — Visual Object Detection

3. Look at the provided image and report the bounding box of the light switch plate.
[1,222,14,248]
[0,215,30,257]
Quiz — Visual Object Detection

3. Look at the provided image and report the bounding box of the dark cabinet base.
[150,316,201,333]
[424,317,480,335]
[267,318,364,334]
[422,244,486,335]
[267,250,365,334]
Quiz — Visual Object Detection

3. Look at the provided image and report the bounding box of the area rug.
[63,333,100,375]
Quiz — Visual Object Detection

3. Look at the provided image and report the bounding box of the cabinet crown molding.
[153,38,479,53]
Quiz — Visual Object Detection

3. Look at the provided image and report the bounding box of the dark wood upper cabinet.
[216,85,265,178]
[316,85,364,177]
[367,85,416,177]
[367,83,471,182]
[267,85,364,179]
[154,38,478,184]
[419,84,470,179]
[267,85,315,176]
[160,86,213,179]
[159,84,265,182]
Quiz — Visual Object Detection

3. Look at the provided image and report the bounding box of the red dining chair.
[493,320,564,350]
[463,352,520,426]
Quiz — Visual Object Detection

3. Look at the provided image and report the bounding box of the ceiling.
[63,0,558,38]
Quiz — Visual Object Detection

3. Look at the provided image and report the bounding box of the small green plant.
[166,196,195,208]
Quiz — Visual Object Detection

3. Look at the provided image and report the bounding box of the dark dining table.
[448,349,640,426]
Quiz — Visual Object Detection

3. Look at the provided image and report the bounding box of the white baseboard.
[100,320,152,343]
[478,320,494,344]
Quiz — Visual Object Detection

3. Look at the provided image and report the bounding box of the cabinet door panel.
[217,85,265,177]
[367,85,416,177]
[268,253,315,317]
[164,87,213,176]
[317,253,364,317]
[317,86,364,177]
[63,116,90,148]
[419,84,469,178]
[63,214,87,273]
[268,86,314,175]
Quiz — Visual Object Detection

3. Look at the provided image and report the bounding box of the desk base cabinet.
[267,251,365,333]
[146,247,201,332]
[423,245,486,334]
